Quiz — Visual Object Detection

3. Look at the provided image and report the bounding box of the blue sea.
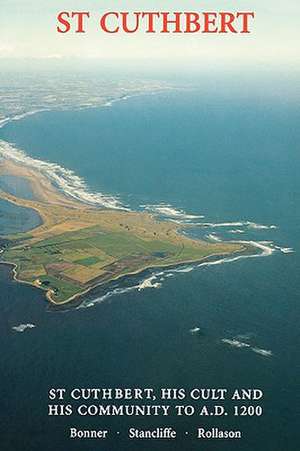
[0,89,299,451]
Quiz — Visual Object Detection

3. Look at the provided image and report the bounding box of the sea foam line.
[274,245,294,254]
[0,110,49,130]
[199,241,273,269]
[161,240,275,279]
[137,275,162,291]
[194,221,277,230]
[77,273,163,309]
[199,240,275,266]
[141,203,204,221]
[206,233,222,242]
[221,338,251,349]
[12,323,36,333]
[0,140,127,210]
[77,285,139,309]
[141,203,278,232]
[221,338,273,357]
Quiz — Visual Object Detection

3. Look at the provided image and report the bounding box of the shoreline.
[46,246,250,306]
[0,86,176,131]
[0,243,253,307]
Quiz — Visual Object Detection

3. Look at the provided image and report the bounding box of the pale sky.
[0,0,299,70]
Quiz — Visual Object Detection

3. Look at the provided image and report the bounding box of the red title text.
[57,11,255,34]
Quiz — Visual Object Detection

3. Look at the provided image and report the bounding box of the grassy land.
[0,160,246,305]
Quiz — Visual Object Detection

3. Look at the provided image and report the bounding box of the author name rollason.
[56,11,255,34]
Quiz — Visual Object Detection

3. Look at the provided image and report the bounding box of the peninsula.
[0,158,246,305]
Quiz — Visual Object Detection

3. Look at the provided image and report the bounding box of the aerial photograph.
[0,1,299,451]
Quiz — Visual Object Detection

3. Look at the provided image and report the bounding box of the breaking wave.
[236,333,255,341]
[2,110,49,127]
[0,140,127,210]
[190,327,201,334]
[251,347,273,357]
[0,110,49,129]
[141,203,204,221]
[137,275,162,291]
[221,337,273,357]
[168,266,195,273]
[248,223,277,230]
[195,220,277,230]
[12,323,36,332]
[274,245,294,254]
[77,285,139,309]
[195,240,275,270]
[77,273,163,309]
[158,240,276,279]
[206,233,222,242]
[103,94,133,108]
[221,338,251,349]
[140,201,277,233]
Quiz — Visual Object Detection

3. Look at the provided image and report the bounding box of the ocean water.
[0,198,41,235]
[0,90,299,451]
[0,175,41,234]
[0,175,36,201]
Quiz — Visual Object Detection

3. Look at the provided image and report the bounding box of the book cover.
[0,2,299,450]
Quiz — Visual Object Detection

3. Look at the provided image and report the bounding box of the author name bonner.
[70,428,108,439]
[198,427,242,439]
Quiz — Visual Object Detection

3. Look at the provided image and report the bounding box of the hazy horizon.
[1,0,299,72]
